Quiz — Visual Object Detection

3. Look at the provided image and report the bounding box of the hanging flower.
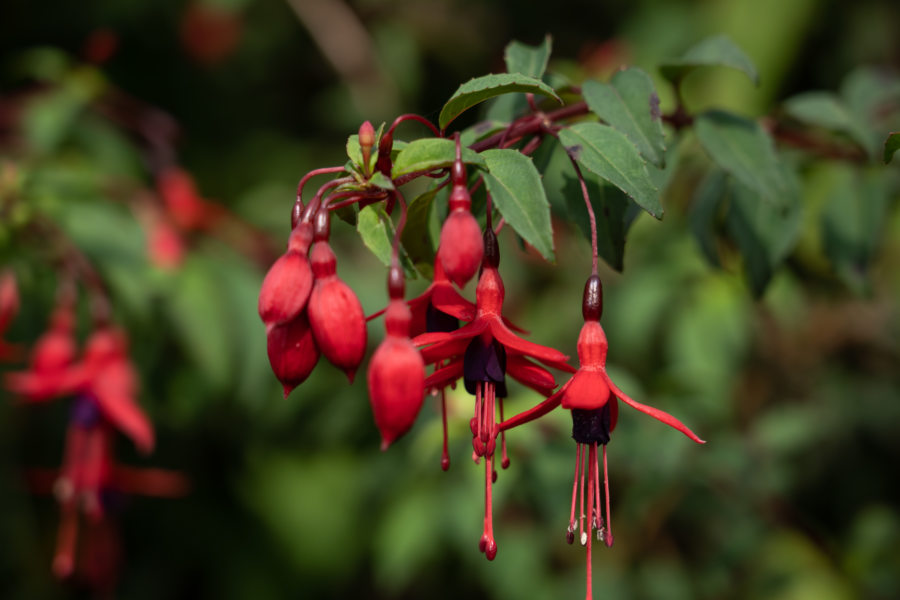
[498,275,704,598]
[258,221,314,329]
[367,266,425,450]
[414,229,573,560]
[266,312,320,398]
[0,270,20,360]
[27,395,187,589]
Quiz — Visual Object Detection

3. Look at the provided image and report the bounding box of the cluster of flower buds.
[3,275,186,591]
[259,119,705,599]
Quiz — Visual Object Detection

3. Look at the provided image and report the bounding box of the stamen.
[579,442,587,546]
[499,397,509,469]
[440,389,450,471]
[594,449,604,541]
[52,505,79,579]
[567,443,581,544]
[603,444,613,548]
[480,454,498,560]
[473,382,484,457]
[585,443,597,600]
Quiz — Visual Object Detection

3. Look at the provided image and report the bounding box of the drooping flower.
[27,395,187,589]
[306,210,367,382]
[367,267,425,450]
[258,221,314,329]
[0,269,20,360]
[414,228,573,560]
[266,311,320,398]
[498,275,704,599]
[438,149,483,288]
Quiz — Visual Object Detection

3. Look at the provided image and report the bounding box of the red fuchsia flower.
[498,275,704,599]
[307,210,367,382]
[258,220,314,329]
[156,166,222,232]
[438,145,483,288]
[146,217,186,270]
[414,228,574,560]
[367,266,426,450]
[266,311,320,398]
[26,395,187,587]
[0,269,20,360]
[6,306,78,401]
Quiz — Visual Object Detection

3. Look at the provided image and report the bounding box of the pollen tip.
[501,457,510,469]
[282,385,294,399]
[440,456,450,471]
[566,529,575,545]
[485,539,497,561]
[580,531,588,546]
[605,532,614,548]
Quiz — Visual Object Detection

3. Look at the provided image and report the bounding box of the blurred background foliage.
[1,0,899,598]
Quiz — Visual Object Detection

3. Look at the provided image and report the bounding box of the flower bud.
[0,270,19,332]
[367,300,425,450]
[359,121,375,171]
[307,241,366,381]
[439,208,483,288]
[258,222,314,328]
[267,312,319,397]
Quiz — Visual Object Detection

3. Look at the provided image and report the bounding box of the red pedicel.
[367,297,425,450]
[266,312,320,397]
[258,221,314,328]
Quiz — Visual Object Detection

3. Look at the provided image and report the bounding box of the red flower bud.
[359,121,375,171]
[258,222,314,328]
[157,167,210,231]
[307,241,366,381]
[367,300,425,450]
[439,207,483,288]
[0,269,19,332]
[146,219,185,270]
[266,312,319,397]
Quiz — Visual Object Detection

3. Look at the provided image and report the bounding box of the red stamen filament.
[594,448,604,541]
[473,382,484,458]
[480,453,497,560]
[603,444,613,547]
[567,443,582,544]
[585,443,598,600]
[499,398,509,469]
[53,505,78,578]
[440,389,450,471]
[579,443,587,545]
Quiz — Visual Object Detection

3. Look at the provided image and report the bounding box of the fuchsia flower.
[307,210,367,382]
[438,148,483,288]
[0,270,20,360]
[266,312,320,398]
[498,275,704,599]
[27,395,187,587]
[367,267,426,450]
[258,221,314,329]
[414,228,574,560]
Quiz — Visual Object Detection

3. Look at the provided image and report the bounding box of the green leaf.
[366,171,395,190]
[400,188,439,270]
[695,110,785,206]
[356,205,417,276]
[690,170,728,268]
[583,68,666,168]
[660,34,759,85]
[558,122,662,218]
[725,170,803,297]
[822,166,890,293]
[438,73,561,130]
[481,149,555,261]
[459,120,507,147]
[884,132,900,164]
[390,138,485,178]
[504,35,552,79]
[561,172,629,271]
[783,92,873,157]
